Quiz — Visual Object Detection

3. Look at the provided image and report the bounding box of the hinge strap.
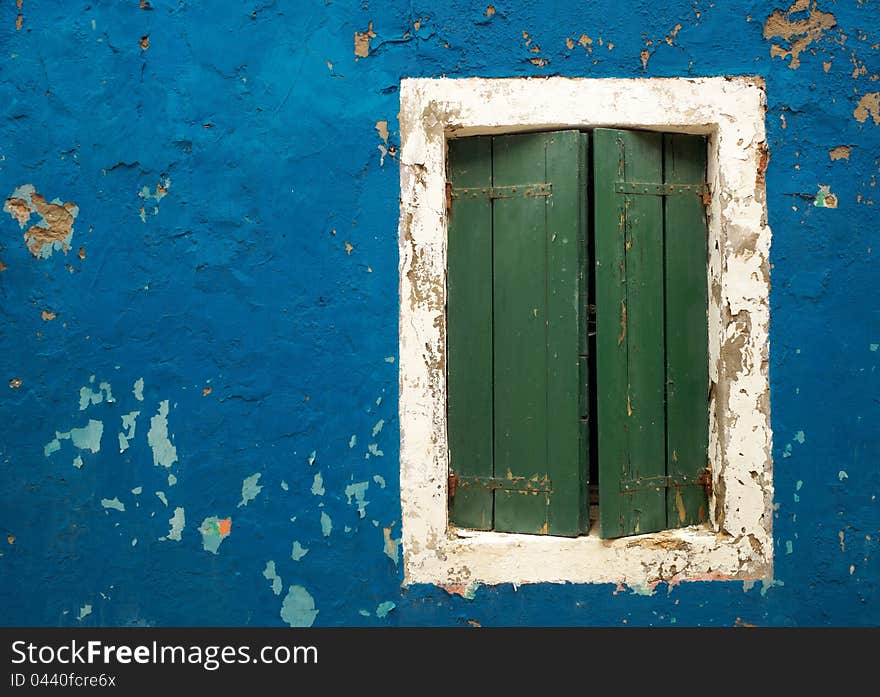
[449,474,552,495]
[620,471,712,493]
[450,184,552,200]
[614,182,708,196]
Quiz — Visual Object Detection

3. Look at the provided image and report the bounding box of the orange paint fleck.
[217,518,232,536]
[202,386,212,396]
[140,35,150,51]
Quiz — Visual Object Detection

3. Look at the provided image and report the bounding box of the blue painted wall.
[1,0,878,627]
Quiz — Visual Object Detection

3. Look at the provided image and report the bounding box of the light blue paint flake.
[101,497,125,512]
[796,480,803,491]
[368,443,384,457]
[344,481,370,518]
[69,420,104,454]
[320,512,332,537]
[384,356,395,363]
[79,381,114,411]
[311,472,325,496]
[291,541,309,561]
[871,343,879,352]
[199,516,230,554]
[376,601,396,618]
[131,486,142,495]
[77,604,92,621]
[307,450,317,466]
[72,455,83,469]
[44,437,62,457]
[133,378,144,401]
[281,480,289,491]
[358,609,371,617]
[785,540,793,555]
[794,430,805,444]
[263,561,283,596]
[168,473,177,486]
[348,435,356,449]
[161,507,185,541]
[238,473,263,507]
[783,443,792,458]
[372,419,385,437]
[280,585,318,627]
[147,400,178,468]
[118,411,140,453]
[373,474,386,489]
[155,491,168,506]
[838,470,848,481]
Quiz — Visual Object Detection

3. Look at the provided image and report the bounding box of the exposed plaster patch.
[383,525,401,565]
[311,472,325,496]
[199,516,231,553]
[291,541,309,561]
[375,120,389,143]
[814,184,838,208]
[263,561,282,595]
[118,411,139,453]
[280,585,318,627]
[4,184,79,258]
[147,400,178,468]
[854,92,880,124]
[160,507,185,542]
[376,601,396,618]
[138,178,170,221]
[354,22,376,58]
[100,497,125,512]
[829,145,852,160]
[79,380,114,410]
[320,511,333,536]
[398,76,773,586]
[344,481,370,518]
[133,378,144,402]
[763,0,837,70]
[238,473,263,507]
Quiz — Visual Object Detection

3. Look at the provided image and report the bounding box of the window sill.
[405,524,766,587]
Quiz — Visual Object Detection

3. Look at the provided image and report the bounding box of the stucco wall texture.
[0,0,877,627]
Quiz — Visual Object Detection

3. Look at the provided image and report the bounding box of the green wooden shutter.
[663,133,711,528]
[447,131,589,537]
[593,128,709,539]
[447,136,494,530]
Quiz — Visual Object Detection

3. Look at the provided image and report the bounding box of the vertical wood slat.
[595,128,667,538]
[447,136,494,530]
[621,130,667,537]
[492,132,551,534]
[663,133,710,528]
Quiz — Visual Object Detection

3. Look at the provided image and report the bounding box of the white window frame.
[397,77,773,587]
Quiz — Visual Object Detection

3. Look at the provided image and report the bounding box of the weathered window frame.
[398,77,773,587]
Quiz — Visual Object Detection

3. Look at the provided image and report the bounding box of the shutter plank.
[447,137,494,530]
[492,131,586,536]
[492,132,552,535]
[663,133,710,527]
[594,128,667,538]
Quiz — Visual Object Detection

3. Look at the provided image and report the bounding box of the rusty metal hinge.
[445,181,452,217]
[450,474,553,493]
[450,184,552,200]
[614,182,708,196]
[620,469,713,494]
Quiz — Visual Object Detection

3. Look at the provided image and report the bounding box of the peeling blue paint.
[344,482,370,519]
[280,586,318,627]
[0,0,878,629]
[290,541,309,561]
[238,473,263,508]
[147,401,177,468]
[263,561,282,596]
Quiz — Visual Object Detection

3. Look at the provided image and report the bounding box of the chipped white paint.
[397,77,773,586]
